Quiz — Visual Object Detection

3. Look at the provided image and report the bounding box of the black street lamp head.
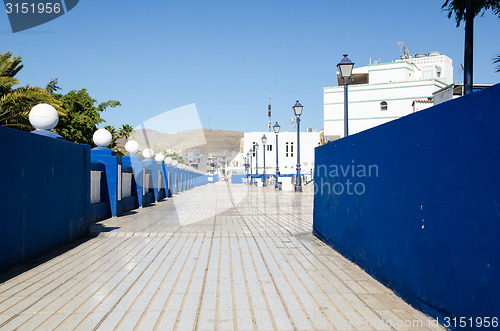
[273,122,280,134]
[337,54,355,80]
[261,135,267,145]
[254,143,259,151]
[293,100,303,117]
[246,152,250,157]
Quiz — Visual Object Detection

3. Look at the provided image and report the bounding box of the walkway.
[0,182,442,330]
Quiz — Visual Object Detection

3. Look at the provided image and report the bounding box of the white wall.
[324,54,453,138]
[243,131,320,176]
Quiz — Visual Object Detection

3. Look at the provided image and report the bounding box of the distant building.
[433,83,494,105]
[182,148,208,172]
[241,131,321,176]
[324,51,453,140]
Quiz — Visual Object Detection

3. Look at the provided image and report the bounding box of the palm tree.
[118,124,134,140]
[0,52,65,131]
[105,125,118,148]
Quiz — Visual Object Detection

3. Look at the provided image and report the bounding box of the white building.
[182,148,208,172]
[242,131,321,176]
[324,51,453,140]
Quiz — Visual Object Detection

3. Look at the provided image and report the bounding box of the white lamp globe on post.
[155,153,165,163]
[29,103,63,139]
[164,157,173,165]
[337,54,355,137]
[93,128,113,148]
[172,160,179,167]
[125,140,139,155]
[142,148,154,160]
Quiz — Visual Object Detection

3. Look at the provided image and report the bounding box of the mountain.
[130,128,243,154]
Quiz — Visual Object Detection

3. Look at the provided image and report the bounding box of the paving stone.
[0,182,443,330]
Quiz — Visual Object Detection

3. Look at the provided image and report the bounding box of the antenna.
[268,96,272,132]
[397,41,404,57]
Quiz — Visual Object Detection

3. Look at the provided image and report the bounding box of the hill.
[130,128,243,154]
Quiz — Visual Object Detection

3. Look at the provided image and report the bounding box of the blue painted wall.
[0,126,91,273]
[313,84,500,325]
[231,174,246,184]
[208,174,219,183]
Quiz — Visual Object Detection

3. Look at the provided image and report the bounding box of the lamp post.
[293,100,303,192]
[261,135,267,186]
[254,143,259,185]
[337,54,355,137]
[244,156,248,177]
[273,122,280,188]
[248,150,253,185]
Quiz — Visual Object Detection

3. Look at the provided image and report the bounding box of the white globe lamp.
[172,160,179,167]
[125,140,139,155]
[142,148,154,160]
[29,103,59,130]
[164,157,173,165]
[155,153,165,163]
[93,129,112,147]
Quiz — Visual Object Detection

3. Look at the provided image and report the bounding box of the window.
[380,101,388,111]
[290,142,294,157]
[285,142,289,157]
[267,145,272,151]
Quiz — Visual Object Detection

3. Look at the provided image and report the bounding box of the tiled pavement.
[0,182,443,330]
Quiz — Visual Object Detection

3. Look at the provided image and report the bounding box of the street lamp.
[273,122,280,188]
[293,100,303,192]
[248,151,253,185]
[261,135,267,186]
[244,156,247,177]
[337,54,354,137]
[254,143,259,185]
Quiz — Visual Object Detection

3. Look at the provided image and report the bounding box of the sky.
[2,0,500,133]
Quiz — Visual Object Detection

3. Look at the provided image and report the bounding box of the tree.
[165,152,184,164]
[442,0,500,82]
[48,80,121,145]
[0,52,23,77]
[494,55,500,72]
[105,125,118,148]
[442,0,500,24]
[0,53,65,131]
[118,124,134,140]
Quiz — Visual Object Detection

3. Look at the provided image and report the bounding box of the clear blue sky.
[2,0,499,133]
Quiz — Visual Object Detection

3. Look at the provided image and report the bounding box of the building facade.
[242,131,321,177]
[324,52,453,140]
